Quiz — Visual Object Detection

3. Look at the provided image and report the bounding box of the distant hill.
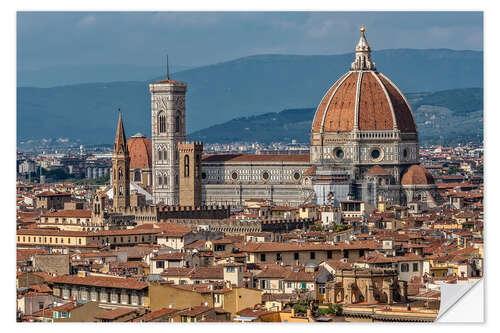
[17,64,192,88]
[190,88,483,146]
[17,49,483,144]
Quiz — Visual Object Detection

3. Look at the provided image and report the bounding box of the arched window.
[175,113,181,132]
[184,155,190,177]
[119,186,123,195]
[134,170,141,182]
[118,168,122,180]
[158,111,166,134]
[158,150,162,161]
[158,176,163,186]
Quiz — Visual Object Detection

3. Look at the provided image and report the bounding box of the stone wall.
[33,254,70,275]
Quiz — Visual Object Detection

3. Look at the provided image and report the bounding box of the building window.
[276,253,282,261]
[226,266,235,273]
[310,252,315,260]
[294,252,299,260]
[412,263,419,272]
[371,148,381,160]
[260,279,268,289]
[260,253,266,262]
[158,111,166,134]
[319,284,326,294]
[134,170,141,182]
[175,114,180,133]
[401,263,409,272]
[118,167,122,180]
[335,148,344,159]
[287,282,292,288]
[327,251,332,259]
[156,261,164,269]
[343,250,349,259]
[184,155,190,177]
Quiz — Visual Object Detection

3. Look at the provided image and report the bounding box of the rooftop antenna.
[166,55,170,79]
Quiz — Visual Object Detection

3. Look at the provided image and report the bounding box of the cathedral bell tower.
[112,110,130,210]
[150,57,187,205]
[178,141,203,207]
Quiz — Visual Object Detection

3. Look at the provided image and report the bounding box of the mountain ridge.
[17,48,483,145]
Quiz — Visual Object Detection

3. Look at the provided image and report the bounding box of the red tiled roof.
[189,267,224,280]
[323,260,353,270]
[312,71,416,133]
[153,252,188,260]
[255,267,290,279]
[95,307,137,320]
[178,306,213,317]
[401,165,435,185]
[366,165,390,176]
[41,209,92,218]
[161,268,195,277]
[240,242,342,253]
[151,77,186,85]
[127,136,152,169]
[202,154,309,163]
[284,270,317,282]
[133,307,180,322]
[50,274,148,290]
[31,301,77,317]
[36,191,71,197]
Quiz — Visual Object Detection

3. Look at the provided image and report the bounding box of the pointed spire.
[114,108,128,155]
[351,25,376,71]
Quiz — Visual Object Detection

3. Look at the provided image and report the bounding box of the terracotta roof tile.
[95,307,137,320]
[50,274,148,290]
[41,209,92,218]
[202,154,309,163]
[127,136,152,169]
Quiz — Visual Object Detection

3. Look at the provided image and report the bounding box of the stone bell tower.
[112,111,130,210]
[150,57,187,205]
[178,141,203,207]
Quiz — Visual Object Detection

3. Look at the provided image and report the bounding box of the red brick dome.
[401,165,435,186]
[127,133,152,169]
[311,28,417,134]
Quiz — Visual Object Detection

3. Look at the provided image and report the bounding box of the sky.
[17,11,483,71]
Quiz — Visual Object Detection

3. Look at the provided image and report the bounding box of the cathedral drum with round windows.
[310,26,418,169]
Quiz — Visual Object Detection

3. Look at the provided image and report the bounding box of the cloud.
[77,15,97,28]
[149,12,219,26]
[427,26,452,39]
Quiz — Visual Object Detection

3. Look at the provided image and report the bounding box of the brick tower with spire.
[112,110,130,210]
